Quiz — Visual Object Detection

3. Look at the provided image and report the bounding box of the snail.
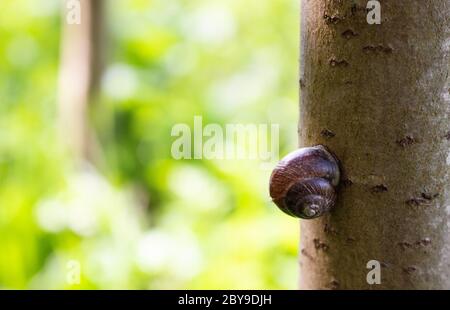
[269,145,341,219]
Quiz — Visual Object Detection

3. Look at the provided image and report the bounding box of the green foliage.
[0,0,299,289]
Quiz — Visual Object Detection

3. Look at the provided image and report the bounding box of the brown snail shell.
[269,145,340,219]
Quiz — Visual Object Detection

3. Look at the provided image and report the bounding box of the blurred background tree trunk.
[299,0,450,289]
[58,0,104,162]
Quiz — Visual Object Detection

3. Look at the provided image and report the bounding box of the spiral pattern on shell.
[269,145,340,219]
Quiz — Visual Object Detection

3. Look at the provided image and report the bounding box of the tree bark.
[299,0,450,289]
[58,0,104,162]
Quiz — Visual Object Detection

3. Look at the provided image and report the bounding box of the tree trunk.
[58,0,104,162]
[299,0,450,289]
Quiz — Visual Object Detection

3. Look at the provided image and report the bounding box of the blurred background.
[0,0,299,289]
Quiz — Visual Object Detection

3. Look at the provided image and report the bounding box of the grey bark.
[58,0,104,161]
[299,0,450,289]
